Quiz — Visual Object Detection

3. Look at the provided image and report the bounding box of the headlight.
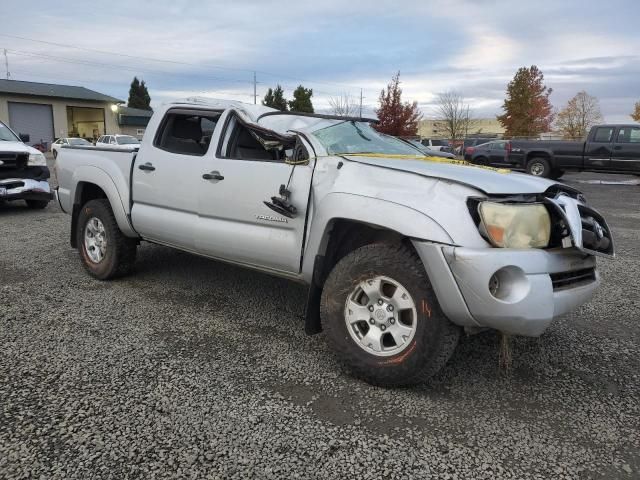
[28,153,47,166]
[478,202,551,248]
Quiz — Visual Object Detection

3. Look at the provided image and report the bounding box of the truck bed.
[56,146,137,216]
[510,140,586,169]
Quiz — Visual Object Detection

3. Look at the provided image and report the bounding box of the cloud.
[1,0,638,121]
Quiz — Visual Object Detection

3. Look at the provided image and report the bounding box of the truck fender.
[70,165,138,238]
[301,193,454,334]
[301,192,453,282]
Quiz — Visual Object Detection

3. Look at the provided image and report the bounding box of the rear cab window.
[616,127,640,143]
[153,109,222,156]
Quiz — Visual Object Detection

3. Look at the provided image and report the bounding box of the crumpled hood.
[344,155,556,195]
[0,141,41,155]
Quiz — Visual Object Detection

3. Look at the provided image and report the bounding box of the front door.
[196,112,314,274]
[611,126,640,172]
[131,108,222,250]
[584,126,614,170]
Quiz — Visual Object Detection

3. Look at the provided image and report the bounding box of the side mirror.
[19,133,30,143]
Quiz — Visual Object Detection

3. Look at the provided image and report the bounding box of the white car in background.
[51,138,92,159]
[96,134,141,151]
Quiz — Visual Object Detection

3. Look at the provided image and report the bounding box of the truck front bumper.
[0,178,53,203]
[413,241,599,337]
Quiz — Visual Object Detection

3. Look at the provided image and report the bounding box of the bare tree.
[555,91,603,138]
[434,91,477,145]
[329,93,359,117]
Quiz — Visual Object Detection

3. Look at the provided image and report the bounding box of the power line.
[0,33,372,95]
[5,48,255,85]
[0,33,253,74]
[5,47,369,102]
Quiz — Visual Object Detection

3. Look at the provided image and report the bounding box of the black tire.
[526,157,552,177]
[25,199,49,209]
[53,150,57,159]
[550,169,565,180]
[320,243,460,386]
[474,156,488,165]
[76,199,137,280]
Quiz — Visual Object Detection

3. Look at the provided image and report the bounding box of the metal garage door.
[8,102,54,147]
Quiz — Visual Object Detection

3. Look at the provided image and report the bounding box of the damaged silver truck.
[55,99,614,386]
[0,120,53,209]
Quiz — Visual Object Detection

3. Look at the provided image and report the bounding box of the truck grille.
[0,180,24,190]
[578,205,614,257]
[550,267,596,290]
[0,152,29,169]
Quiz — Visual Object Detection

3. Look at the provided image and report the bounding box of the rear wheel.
[25,199,49,209]
[474,156,488,165]
[76,199,137,280]
[526,157,552,177]
[320,243,460,386]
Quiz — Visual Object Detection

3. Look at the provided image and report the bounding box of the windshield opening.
[312,121,421,156]
[117,136,140,145]
[0,122,19,142]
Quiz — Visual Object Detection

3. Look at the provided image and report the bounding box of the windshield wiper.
[351,122,371,142]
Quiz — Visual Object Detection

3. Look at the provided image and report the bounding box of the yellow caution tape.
[344,153,511,174]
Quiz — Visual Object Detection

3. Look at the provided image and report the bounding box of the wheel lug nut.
[369,318,375,325]
[389,318,395,324]
[387,305,394,312]
[377,299,383,306]
[368,305,374,312]
[380,325,386,331]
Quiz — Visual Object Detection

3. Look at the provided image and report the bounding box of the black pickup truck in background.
[469,124,640,179]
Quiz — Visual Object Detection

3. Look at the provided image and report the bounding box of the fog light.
[487,266,530,303]
[489,274,500,297]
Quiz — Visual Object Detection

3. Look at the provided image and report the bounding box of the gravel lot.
[1,163,639,479]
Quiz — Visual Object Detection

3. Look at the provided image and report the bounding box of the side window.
[593,127,614,143]
[154,110,221,156]
[617,127,640,143]
[110,137,116,145]
[219,115,296,162]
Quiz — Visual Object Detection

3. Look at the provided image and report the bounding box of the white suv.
[96,134,140,151]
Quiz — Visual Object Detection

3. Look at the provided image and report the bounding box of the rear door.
[131,108,222,250]
[196,111,314,274]
[611,126,640,172]
[584,126,614,169]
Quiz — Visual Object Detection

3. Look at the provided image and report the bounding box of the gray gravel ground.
[1,164,639,479]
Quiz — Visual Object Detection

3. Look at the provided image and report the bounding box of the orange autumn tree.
[374,72,422,136]
[498,65,554,137]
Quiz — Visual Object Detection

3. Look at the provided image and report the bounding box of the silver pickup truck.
[55,98,614,386]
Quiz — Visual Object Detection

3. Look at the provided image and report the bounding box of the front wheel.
[320,243,460,386]
[76,199,137,280]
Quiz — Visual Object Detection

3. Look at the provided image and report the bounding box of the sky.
[1,0,639,122]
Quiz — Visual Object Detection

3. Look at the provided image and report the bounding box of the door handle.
[138,162,155,171]
[202,171,224,181]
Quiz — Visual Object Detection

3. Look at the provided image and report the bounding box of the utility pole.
[3,49,10,80]
[253,71,257,104]
[359,88,363,118]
